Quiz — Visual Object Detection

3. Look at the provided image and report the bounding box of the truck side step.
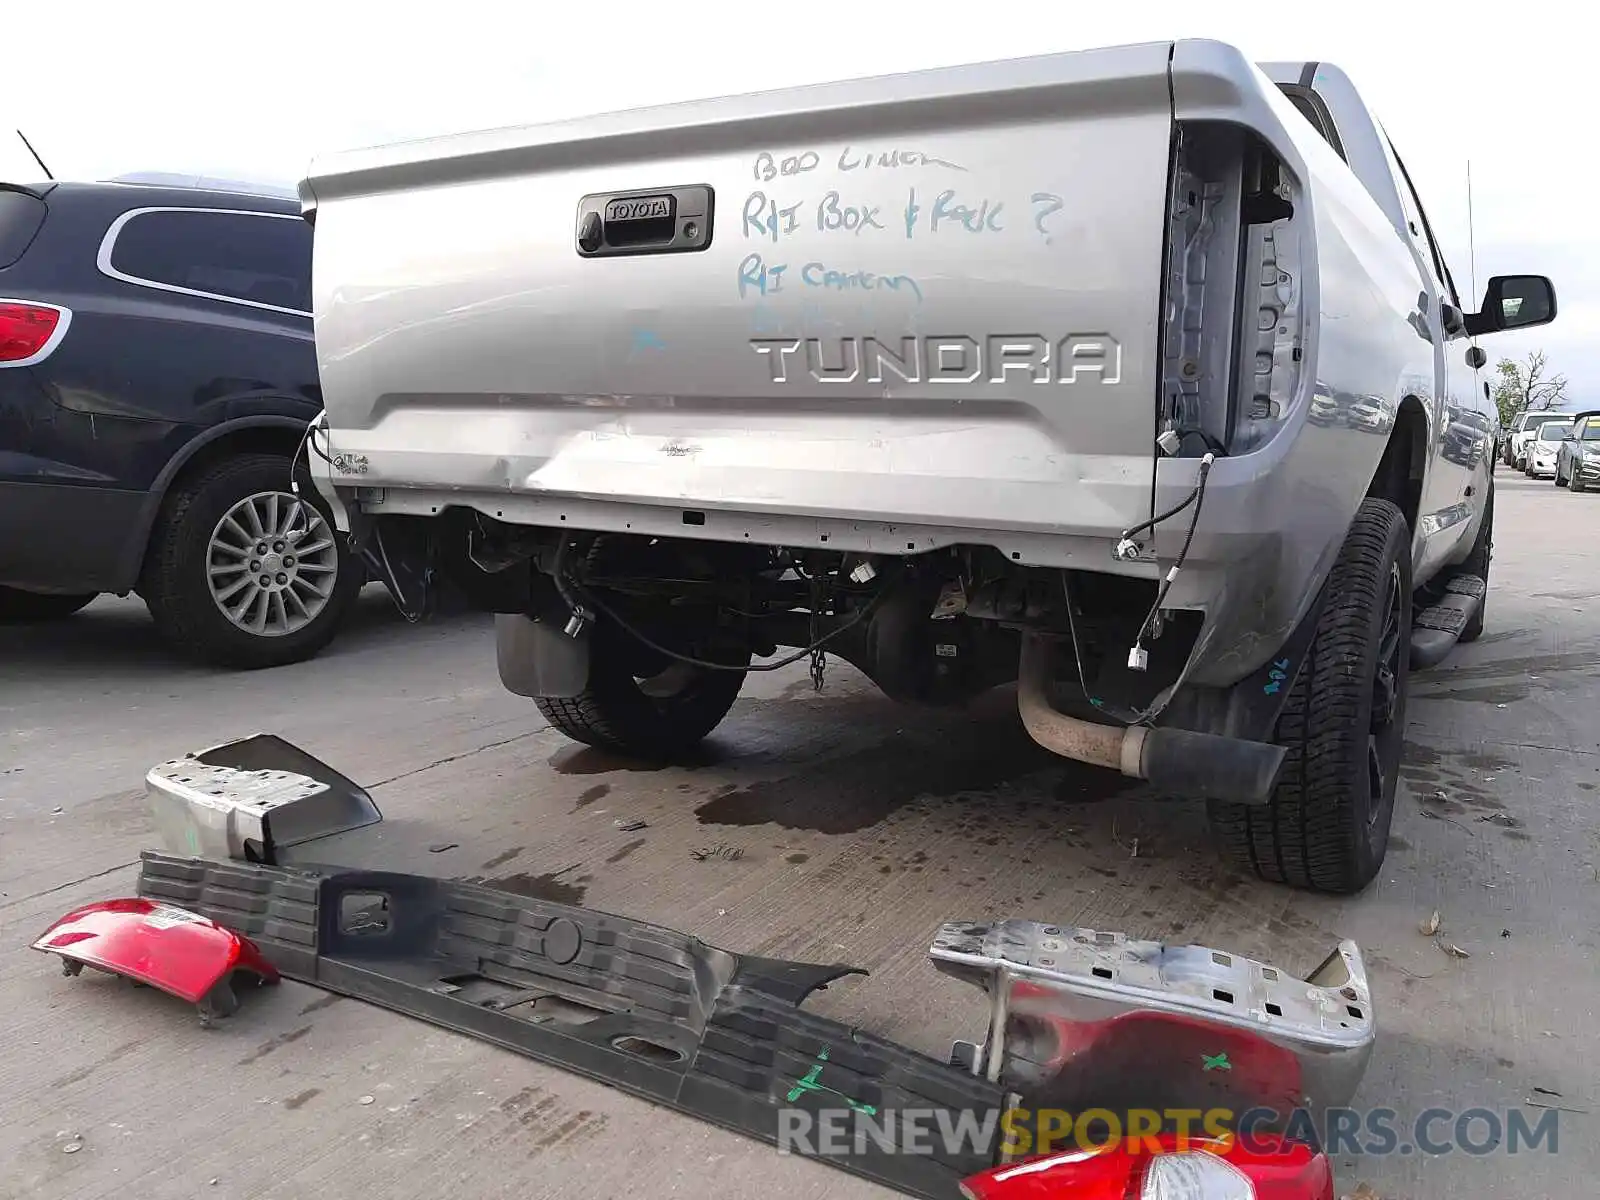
[1409,574,1485,669]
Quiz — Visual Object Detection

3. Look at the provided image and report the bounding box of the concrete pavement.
[2,470,1596,1199]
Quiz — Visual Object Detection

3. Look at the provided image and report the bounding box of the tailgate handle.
[575,185,714,258]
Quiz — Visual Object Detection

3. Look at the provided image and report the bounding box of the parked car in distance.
[0,175,357,667]
[1506,408,1577,470]
[1346,395,1385,431]
[1524,417,1573,480]
[1554,411,1600,492]
[1308,385,1343,426]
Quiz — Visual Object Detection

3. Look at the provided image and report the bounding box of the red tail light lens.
[959,1133,1334,1200]
[0,300,68,365]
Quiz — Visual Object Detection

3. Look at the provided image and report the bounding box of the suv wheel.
[0,586,97,623]
[1208,498,1411,894]
[535,618,748,759]
[141,452,358,669]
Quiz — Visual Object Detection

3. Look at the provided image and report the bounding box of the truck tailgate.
[304,42,1176,550]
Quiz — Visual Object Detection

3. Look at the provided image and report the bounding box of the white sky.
[8,0,1594,393]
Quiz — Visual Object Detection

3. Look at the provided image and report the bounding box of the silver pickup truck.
[300,40,1554,895]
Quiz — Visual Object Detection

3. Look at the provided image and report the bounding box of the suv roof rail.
[105,172,299,200]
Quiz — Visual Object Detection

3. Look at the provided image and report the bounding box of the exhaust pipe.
[1017,634,1285,805]
[1017,633,1147,776]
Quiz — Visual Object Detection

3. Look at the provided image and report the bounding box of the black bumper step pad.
[138,852,1006,1198]
[1415,604,1469,634]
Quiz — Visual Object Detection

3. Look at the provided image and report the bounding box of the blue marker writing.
[931,189,1004,234]
[800,261,923,303]
[738,253,787,298]
[742,191,803,244]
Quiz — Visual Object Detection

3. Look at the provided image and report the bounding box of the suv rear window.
[106,208,311,312]
[0,190,47,269]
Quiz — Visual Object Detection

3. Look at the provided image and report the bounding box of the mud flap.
[136,853,1008,1198]
[496,613,590,698]
[1157,576,1332,746]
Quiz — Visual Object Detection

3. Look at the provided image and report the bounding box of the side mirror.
[1465,275,1557,336]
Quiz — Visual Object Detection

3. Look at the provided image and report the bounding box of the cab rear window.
[0,190,47,269]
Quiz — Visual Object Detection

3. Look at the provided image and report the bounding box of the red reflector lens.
[0,301,64,363]
[960,1133,1334,1200]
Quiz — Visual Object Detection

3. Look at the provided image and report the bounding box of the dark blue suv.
[0,176,356,668]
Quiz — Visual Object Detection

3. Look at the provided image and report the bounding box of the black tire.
[1456,487,1492,644]
[140,453,358,669]
[1569,466,1586,493]
[535,618,748,759]
[1208,498,1411,894]
[0,586,97,623]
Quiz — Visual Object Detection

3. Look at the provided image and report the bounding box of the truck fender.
[496,614,590,698]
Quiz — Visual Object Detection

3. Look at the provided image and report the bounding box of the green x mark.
[786,1047,879,1115]
[1202,1052,1233,1072]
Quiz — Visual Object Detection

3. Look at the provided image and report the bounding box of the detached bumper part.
[931,920,1373,1137]
[31,898,279,1026]
[135,852,1007,1200]
[145,732,381,863]
[127,734,1373,1198]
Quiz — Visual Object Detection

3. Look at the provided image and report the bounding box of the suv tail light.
[0,299,69,365]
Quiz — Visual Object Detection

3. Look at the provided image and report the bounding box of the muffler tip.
[1137,726,1285,805]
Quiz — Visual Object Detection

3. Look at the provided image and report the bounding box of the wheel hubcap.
[1367,562,1405,817]
[206,491,338,637]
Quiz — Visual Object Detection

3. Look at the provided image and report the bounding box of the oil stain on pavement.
[689,702,1142,834]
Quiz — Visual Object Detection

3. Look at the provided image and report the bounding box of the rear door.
[91,205,319,438]
[17,203,318,496]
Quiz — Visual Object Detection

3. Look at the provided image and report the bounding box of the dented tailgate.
[304,43,1176,558]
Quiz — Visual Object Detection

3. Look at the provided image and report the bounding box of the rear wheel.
[0,586,96,623]
[1208,498,1411,894]
[141,453,358,669]
[535,617,748,759]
